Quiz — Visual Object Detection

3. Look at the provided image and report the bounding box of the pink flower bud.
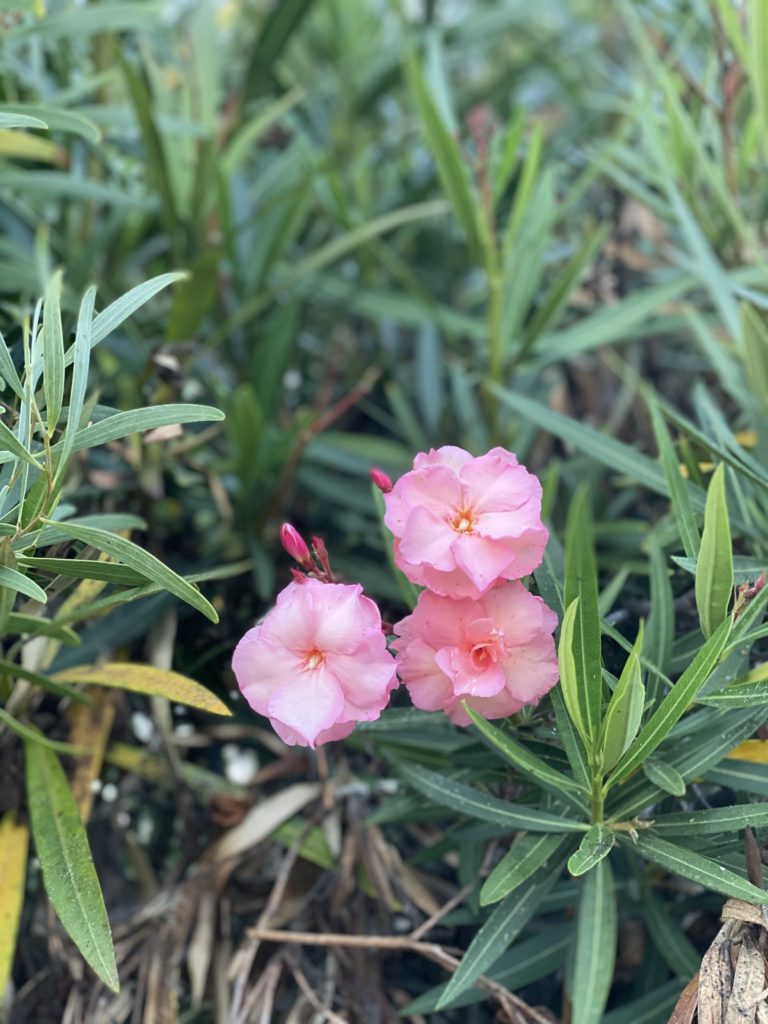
[757,572,766,593]
[311,536,332,578]
[280,523,311,567]
[370,467,393,493]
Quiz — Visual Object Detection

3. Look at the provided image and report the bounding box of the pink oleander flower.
[280,522,312,567]
[383,446,548,599]
[393,582,558,725]
[233,578,398,747]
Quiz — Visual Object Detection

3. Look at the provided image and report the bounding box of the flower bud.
[370,467,393,493]
[280,523,311,567]
[311,536,333,579]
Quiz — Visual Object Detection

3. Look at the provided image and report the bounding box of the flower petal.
[267,667,344,746]
[452,534,515,593]
[232,632,305,715]
[434,646,506,697]
[398,506,457,571]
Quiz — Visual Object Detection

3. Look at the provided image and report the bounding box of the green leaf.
[650,803,768,836]
[632,833,768,905]
[645,536,674,678]
[571,860,617,1024]
[398,763,585,833]
[564,488,602,743]
[40,520,217,623]
[706,760,768,797]
[0,709,88,753]
[481,833,567,905]
[5,613,79,645]
[69,273,187,364]
[0,104,100,143]
[642,759,686,797]
[0,330,24,402]
[558,599,588,746]
[695,463,733,638]
[742,303,768,411]
[406,56,481,257]
[0,565,47,603]
[59,287,95,473]
[436,860,564,1009]
[42,271,65,434]
[464,705,585,806]
[0,416,44,470]
[642,892,700,980]
[568,825,615,877]
[608,615,732,785]
[70,403,224,451]
[18,556,148,585]
[24,743,119,991]
[243,0,316,100]
[699,679,768,708]
[0,112,47,129]
[550,686,590,788]
[600,622,645,771]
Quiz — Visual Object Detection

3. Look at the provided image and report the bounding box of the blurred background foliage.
[4,0,768,1020]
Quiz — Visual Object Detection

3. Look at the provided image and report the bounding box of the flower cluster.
[232,446,559,746]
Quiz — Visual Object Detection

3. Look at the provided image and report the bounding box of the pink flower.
[233,579,398,747]
[383,446,548,599]
[393,583,558,725]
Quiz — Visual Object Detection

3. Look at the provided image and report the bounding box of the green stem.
[590,770,605,824]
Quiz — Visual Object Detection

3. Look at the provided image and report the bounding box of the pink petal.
[232,632,305,715]
[479,583,550,644]
[397,506,458,571]
[267,667,345,746]
[393,591,475,651]
[502,634,560,703]
[434,647,506,697]
[311,583,379,654]
[383,465,463,533]
[396,637,453,711]
[326,644,398,718]
[452,534,515,593]
[272,718,355,747]
[413,446,474,472]
[460,456,537,512]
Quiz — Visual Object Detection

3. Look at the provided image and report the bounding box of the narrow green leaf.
[699,679,768,708]
[650,804,768,836]
[0,330,23,402]
[1,710,88,753]
[25,743,118,990]
[0,417,44,470]
[0,112,47,129]
[642,892,700,980]
[706,760,768,797]
[648,400,700,559]
[436,860,564,1008]
[59,287,95,473]
[481,833,567,905]
[568,825,615,877]
[608,616,732,785]
[571,860,617,1024]
[600,622,645,771]
[464,705,585,804]
[742,304,768,411]
[69,403,224,451]
[564,488,602,742]
[632,833,768,905]
[406,56,481,256]
[40,520,217,623]
[645,537,673,678]
[642,759,686,797]
[0,565,47,603]
[0,104,99,143]
[398,763,585,833]
[17,556,148,585]
[550,683,590,788]
[695,464,733,638]
[42,271,65,434]
[558,599,588,745]
[68,273,187,364]
[5,613,79,645]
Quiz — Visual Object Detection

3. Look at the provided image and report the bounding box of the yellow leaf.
[734,429,757,448]
[727,739,768,763]
[52,663,232,717]
[0,129,64,164]
[0,813,29,993]
[66,689,116,823]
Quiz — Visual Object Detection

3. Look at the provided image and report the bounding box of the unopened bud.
[280,523,311,567]
[757,572,766,593]
[370,467,393,493]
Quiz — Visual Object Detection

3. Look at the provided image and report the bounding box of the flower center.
[470,629,507,667]
[303,648,325,670]
[448,506,477,534]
